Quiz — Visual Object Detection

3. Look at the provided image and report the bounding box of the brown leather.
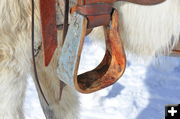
[172,50,180,54]
[40,0,58,66]
[121,0,166,5]
[71,3,113,28]
[74,10,126,93]
[71,4,112,16]
[172,40,180,54]
[77,0,165,5]
[87,15,111,29]
[71,3,112,28]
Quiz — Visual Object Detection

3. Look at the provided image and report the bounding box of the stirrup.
[57,10,126,93]
[39,0,166,66]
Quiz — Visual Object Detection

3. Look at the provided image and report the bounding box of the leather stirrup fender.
[57,10,126,93]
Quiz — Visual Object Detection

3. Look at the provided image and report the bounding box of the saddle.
[32,0,167,104]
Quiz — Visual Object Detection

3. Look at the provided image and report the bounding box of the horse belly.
[116,0,180,56]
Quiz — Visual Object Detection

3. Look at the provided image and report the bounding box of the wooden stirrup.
[57,10,126,93]
[39,0,166,66]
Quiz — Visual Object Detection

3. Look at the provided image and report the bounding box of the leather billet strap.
[40,0,57,66]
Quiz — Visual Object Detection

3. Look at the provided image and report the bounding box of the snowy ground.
[24,38,180,119]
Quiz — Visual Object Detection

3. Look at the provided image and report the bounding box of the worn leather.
[40,0,57,66]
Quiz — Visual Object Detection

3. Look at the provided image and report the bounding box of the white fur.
[0,1,31,118]
[90,0,180,56]
[0,0,78,119]
[0,0,179,119]
[115,0,180,56]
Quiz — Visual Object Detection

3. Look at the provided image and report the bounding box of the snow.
[24,38,180,119]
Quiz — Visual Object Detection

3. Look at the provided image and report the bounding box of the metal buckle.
[57,9,126,93]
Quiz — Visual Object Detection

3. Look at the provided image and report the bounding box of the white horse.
[0,0,179,119]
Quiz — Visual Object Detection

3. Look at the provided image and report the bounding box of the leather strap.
[172,40,180,54]
[122,0,166,5]
[71,3,112,28]
[71,3,112,16]
[172,50,180,54]
[77,0,165,5]
[39,0,67,101]
[32,0,49,105]
[40,0,58,66]
[62,0,69,44]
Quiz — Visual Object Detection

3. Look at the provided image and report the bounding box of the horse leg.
[34,36,79,119]
[0,31,31,119]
